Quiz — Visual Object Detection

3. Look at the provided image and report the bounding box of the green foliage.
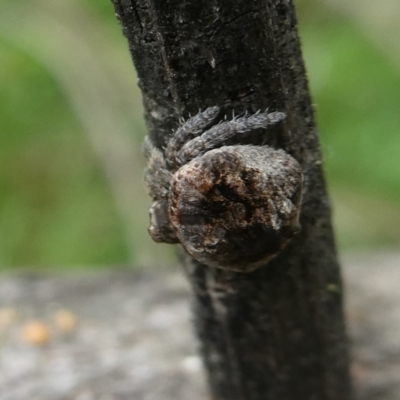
[0,42,129,267]
[0,0,399,268]
[301,11,400,200]
[298,3,400,248]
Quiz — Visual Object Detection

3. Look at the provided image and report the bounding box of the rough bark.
[110,1,353,399]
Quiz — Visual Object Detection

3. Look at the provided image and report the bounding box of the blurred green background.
[0,0,399,269]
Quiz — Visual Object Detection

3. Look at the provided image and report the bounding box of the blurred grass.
[0,0,399,268]
[0,40,128,266]
[298,0,400,249]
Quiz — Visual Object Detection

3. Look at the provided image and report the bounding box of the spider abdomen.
[169,145,303,272]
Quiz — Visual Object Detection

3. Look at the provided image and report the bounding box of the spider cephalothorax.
[144,106,303,272]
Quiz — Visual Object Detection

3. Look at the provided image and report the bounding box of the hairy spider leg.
[143,136,172,200]
[165,106,220,169]
[176,111,286,166]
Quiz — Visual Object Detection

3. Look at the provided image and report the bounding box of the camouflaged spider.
[143,106,303,272]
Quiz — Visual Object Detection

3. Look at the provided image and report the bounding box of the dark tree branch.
[111,0,353,399]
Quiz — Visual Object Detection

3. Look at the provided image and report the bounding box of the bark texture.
[111,0,353,399]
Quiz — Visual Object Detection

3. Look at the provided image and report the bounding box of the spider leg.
[176,111,286,166]
[148,200,179,243]
[165,106,220,169]
[143,136,172,200]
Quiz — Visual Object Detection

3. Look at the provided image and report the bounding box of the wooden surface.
[0,251,399,400]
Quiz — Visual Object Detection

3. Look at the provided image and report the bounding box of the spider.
[143,106,303,272]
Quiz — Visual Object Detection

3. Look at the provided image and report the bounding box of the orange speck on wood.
[54,309,77,333]
[0,308,17,330]
[22,320,51,345]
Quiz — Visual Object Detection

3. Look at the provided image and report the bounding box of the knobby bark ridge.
[110,1,353,399]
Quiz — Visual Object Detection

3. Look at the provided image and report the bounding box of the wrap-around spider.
[144,106,303,272]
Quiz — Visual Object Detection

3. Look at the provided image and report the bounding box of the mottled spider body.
[144,107,303,272]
